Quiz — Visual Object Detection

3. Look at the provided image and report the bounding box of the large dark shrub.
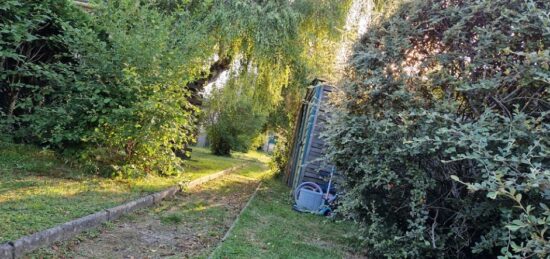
[0,0,85,141]
[1,0,197,176]
[326,0,549,258]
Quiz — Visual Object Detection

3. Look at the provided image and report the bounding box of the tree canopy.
[0,0,351,174]
[195,0,352,155]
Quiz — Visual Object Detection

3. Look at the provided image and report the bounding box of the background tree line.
[0,0,350,175]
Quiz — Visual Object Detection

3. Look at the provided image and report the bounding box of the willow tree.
[1,0,352,175]
[189,0,352,155]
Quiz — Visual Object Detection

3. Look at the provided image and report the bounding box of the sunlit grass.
[30,165,270,258]
[0,142,269,243]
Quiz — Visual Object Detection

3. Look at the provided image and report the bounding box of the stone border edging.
[0,164,243,259]
[208,181,263,259]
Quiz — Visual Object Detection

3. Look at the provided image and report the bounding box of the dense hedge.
[1,0,197,176]
[1,0,84,141]
[326,0,549,258]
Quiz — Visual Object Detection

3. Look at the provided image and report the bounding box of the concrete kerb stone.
[1,164,244,258]
[61,211,108,237]
[0,243,13,259]
[106,195,154,221]
[11,211,109,258]
[12,225,64,258]
[151,186,180,204]
[186,165,243,189]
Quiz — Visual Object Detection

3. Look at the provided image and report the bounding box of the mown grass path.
[0,142,261,243]
[30,165,266,258]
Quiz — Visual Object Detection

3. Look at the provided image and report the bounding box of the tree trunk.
[186,57,232,106]
[8,89,19,117]
[175,57,232,158]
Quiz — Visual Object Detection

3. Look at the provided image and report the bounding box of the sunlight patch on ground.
[0,142,269,242]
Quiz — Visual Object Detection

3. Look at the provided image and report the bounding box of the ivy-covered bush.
[326,0,549,258]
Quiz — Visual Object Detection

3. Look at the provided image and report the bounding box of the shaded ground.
[30,173,261,258]
[210,178,365,259]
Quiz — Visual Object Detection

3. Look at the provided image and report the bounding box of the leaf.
[515,194,522,203]
[506,224,523,232]
[510,241,521,252]
[487,192,498,199]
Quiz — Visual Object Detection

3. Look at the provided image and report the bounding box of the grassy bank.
[211,177,362,259]
[0,141,265,243]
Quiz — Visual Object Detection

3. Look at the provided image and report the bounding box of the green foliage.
[1,0,201,176]
[0,0,85,140]
[327,0,550,258]
[199,0,351,156]
[73,1,201,176]
[270,131,290,176]
[205,75,268,156]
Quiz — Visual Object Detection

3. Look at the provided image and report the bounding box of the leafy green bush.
[73,1,198,176]
[326,0,549,258]
[205,76,268,156]
[1,0,198,176]
[269,132,289,176]
[0,0,85,141]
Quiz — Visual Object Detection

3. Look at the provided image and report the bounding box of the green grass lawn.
[211,177,362,259]
[0,141,265,243]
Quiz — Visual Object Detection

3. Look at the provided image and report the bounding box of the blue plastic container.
[296,188,323,211]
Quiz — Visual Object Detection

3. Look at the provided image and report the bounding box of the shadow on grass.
[210,177,364,259]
